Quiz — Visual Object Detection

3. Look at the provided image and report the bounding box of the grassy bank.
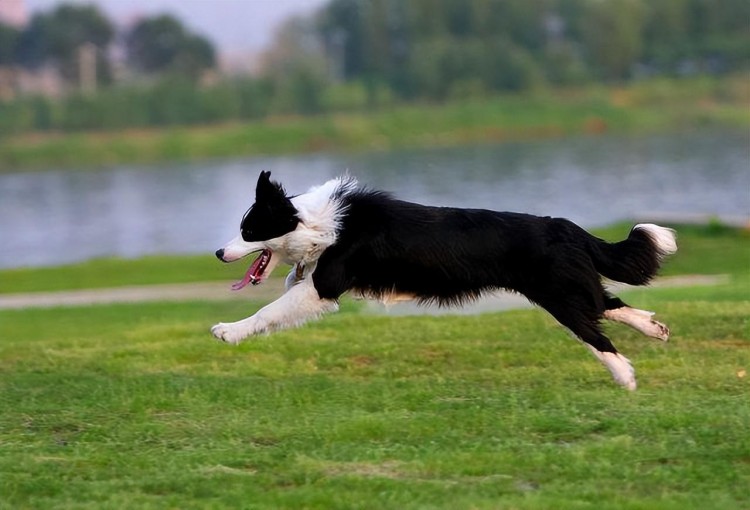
[1,76,748,171]
[1,226,748,508]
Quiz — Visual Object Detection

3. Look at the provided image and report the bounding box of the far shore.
[1,77,748,172]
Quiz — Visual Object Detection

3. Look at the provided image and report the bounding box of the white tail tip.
[634,223,678,257]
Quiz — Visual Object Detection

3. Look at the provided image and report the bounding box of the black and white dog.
[213,171,677,390]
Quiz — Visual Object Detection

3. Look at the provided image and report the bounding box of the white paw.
[650,319,670,342]
[211,322,245,344]
[606,352,637,391]
[631,309,670,341]
[587,346,637,391]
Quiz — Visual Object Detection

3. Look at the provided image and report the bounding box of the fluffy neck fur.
[272,176,357,265]
[290,176,356,235]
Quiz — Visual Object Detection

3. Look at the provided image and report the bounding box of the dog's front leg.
[211,279,338,344]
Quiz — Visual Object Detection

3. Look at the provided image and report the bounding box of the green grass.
[1,224,748,508]
[0,255,234,294]
[1,76,748,171]
[1,290,748,508]
[594,222,750,278]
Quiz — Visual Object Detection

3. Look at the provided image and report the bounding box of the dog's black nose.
[215,249,225,261]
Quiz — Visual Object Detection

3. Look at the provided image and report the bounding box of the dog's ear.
[255,171,286,201]
[243,170,299,240]
[258,170,271,184]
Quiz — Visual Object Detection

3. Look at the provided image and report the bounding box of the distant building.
[0,0,28,100]
[0,0,28,28]
[15,66,66,98]
[0,0,68,99]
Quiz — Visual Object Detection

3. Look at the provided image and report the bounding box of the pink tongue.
[232,250,272,290]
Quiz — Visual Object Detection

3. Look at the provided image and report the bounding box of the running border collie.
[213,171,677,390]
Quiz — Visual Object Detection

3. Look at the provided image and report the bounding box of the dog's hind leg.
[211,278,338,344]
[525,254,636,390]
[603,293,670,341]
[527,290,636,390]
[604,306,670,342]
[546,301,636,391]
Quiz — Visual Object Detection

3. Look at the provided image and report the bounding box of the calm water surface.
[0,130,747,269]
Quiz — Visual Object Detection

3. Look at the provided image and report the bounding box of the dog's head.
[215,171,300,289]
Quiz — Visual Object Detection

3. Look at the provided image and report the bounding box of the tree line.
[0,4,215,85]
[0,0,747,136]
[317,0,749,100]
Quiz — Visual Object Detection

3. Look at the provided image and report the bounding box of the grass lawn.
[1,224,748,508]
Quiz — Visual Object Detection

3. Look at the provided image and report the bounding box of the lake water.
[0,130,747,269]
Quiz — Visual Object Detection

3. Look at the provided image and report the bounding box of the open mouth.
[232,249,273,290]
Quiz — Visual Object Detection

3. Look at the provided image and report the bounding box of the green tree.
[15,4,114,83]
[263,16,328,114]
[580,0,646,80]
[318,0,367,80]
[0,23,20,66]
[125,15,216,78]
[686,0,750,68]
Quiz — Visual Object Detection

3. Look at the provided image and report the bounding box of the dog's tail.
[586,224,677,285]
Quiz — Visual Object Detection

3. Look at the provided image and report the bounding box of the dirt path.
[0,280,286,310]
[0,275,728,314]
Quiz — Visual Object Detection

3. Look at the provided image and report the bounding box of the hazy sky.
[24,0,328,54]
